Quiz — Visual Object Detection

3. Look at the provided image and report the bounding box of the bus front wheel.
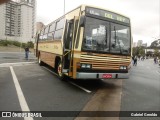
[57,61,65,80]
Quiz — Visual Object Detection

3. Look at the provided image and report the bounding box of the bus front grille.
[80,53,131,70]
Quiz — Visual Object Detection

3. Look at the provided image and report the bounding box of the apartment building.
[0,0,36,42]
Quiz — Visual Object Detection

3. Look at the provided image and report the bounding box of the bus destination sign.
[86,7,130,24]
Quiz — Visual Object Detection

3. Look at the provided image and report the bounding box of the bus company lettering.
[89,10,100,16]
[105,13,125,22]
[53,45,58,49]
[105,13,113,19]
[116,16,125,22]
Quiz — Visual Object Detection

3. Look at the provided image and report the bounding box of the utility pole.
[63,0,65,14]
[159,0,160,39]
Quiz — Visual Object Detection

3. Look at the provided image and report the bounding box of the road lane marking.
[0,62,36,67]
[42,66,92,93]
[69,82,92,93]
[10,66,34,120]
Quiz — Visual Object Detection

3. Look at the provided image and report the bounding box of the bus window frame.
[80,14,131,56]
[44,26,49,34]
[56,18,65,30]
[49,22,56,32]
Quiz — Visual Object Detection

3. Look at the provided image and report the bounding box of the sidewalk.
[0,46,37,64]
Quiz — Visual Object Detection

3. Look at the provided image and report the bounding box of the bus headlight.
[120,66,127,70]
[81,64,92,69]
[81,64,86,68]
[86,64,91,68]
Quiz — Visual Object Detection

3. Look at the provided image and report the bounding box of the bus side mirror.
[79,16,85,27]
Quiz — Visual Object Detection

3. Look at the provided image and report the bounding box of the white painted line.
[69,81,92,93]
[42,66,58,76]
[10,66,34,120]
[42,66,92,93]
[0,62,36,67]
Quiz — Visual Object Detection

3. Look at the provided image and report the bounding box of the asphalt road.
[0,52,160,120]
[120,59,160,120]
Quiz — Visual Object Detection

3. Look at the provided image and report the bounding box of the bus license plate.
[102,74,112,78]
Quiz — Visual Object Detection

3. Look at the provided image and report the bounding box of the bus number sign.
[86,7,130,23]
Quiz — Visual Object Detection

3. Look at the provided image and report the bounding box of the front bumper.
[76,72,129,79]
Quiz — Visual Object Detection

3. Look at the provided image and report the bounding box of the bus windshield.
[82,17,131,55]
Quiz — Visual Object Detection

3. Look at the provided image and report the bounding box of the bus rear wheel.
[38,55,43,66]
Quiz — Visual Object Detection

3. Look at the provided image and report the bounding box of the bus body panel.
[34,5,132,80]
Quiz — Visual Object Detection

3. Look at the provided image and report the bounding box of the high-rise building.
[137,40,143,47]
[0,0,36,42]
[142,43,147,47]
[133,42,137,47]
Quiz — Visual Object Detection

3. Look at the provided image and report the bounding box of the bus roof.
[83,4,130,19]
[44,4,130,28]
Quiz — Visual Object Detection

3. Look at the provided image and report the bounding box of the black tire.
[38,55,44,66]
[56,61,66,80]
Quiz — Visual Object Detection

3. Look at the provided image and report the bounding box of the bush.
[0,40,34,48]
[13,41,21,47]
[22,43,26,48]
[0,40,8,46]
[27,41,34,48]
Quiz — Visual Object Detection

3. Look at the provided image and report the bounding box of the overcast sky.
[36,0,160,46]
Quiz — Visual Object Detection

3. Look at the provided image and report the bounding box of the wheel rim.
[58,63,62,77]
[38,57,41,64]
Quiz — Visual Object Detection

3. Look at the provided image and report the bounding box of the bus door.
[63,17,78,75]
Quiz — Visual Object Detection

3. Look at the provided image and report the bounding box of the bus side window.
[47,32,54,40]
[54,29,63,39]
[39,35,43,41]
[49,23,56,32]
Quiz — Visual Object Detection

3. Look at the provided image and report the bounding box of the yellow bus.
[34,5,132,80]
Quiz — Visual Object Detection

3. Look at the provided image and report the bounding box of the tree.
[27,41,34,48]
[139,47,145,56]
[154,48,160,57]
[150,39,160,48]
[132,47,145,56]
